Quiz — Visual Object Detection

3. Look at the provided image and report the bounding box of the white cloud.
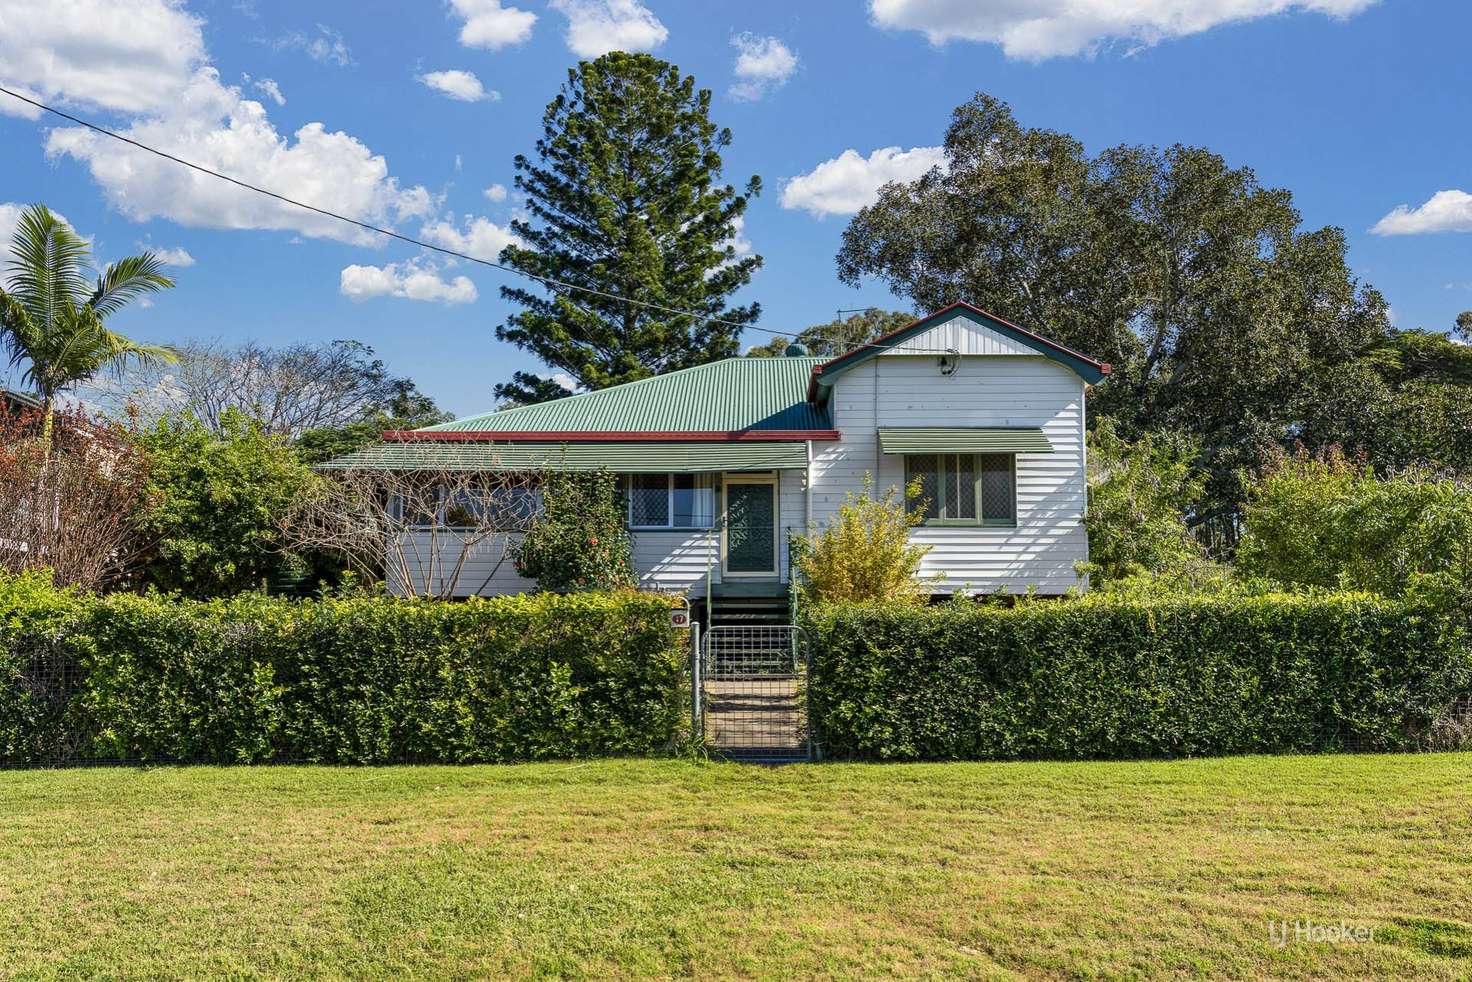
[483,183,508,202]
[1372,190,1472,236]
[869,0,1377,60]
[148,245,196,267]
[418,69,499,103]
[0,82,45,120]
[0,0,206,115]
[449,0,537,49]
[420,214,521,260]
[340,258,477,304]
[16,2,431,248]
[729,34,798,101]
[252,77,285,106]
[781,145,946,218]
[549,0,667,58]
[272,24,353,66]
[48,70,433,246]
[543,371,579,392]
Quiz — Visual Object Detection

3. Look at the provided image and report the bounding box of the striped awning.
[318,441,808,473]
[877,427,1054,454]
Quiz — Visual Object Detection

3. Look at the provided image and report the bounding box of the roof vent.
[784,342,809,357]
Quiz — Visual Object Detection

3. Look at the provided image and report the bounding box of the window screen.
[980,454,1015,525]
[905,453,1016,524]
[628,474,716,528]
[629,474,669,527]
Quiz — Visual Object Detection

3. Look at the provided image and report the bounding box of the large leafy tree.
[837,94,1393,504]
[1293,327,1472,476]
[745,308,915,358]
[0,204,176,440]
[496,52,762,404]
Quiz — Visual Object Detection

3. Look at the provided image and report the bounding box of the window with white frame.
[391,482,543,530]
[627,473,717,529]
[443,485,543,530]
[904,453,1016,526]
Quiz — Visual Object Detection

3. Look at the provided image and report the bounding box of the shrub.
[515,469,635,591]
[0,572,92,763]
[1082,419,1207,587]
[134,409,316,598]
[1238,448,1472,600]
[793,476,935,604]
[805,594,1471,760]
[0,575,684,766]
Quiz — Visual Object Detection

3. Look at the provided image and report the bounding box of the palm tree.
[0,204,177,441]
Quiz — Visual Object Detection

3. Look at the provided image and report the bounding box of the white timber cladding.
[632,468,806,591]
[811,350,1089,595]
[388,532,538,597]
[885,315,1039,356]
[632,528,720,592]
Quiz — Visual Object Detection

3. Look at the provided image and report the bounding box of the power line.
[0,84,953,355]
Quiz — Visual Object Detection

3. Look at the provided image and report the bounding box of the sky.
[2,0,1470,418]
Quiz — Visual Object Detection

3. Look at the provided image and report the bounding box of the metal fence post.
[690,619,702,734]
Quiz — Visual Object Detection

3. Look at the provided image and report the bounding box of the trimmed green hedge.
[805,595,1472,760]
[1,574,686,766]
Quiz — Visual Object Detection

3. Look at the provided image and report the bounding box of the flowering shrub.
[515,469,635,591]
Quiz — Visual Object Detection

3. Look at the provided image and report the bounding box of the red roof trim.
[806,301,1111,400]
[383,429,842,443]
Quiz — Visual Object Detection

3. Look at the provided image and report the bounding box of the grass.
[2,754,1472,980]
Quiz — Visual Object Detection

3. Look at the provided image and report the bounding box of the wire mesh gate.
[696,625,812,762]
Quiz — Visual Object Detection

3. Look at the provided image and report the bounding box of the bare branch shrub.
[0,406,148,589]
[1421,696,1472,753]
[284,467,543,599]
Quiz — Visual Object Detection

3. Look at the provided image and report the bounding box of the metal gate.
[697,625,812,762]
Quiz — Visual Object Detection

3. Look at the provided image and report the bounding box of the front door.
[723,474,777,576]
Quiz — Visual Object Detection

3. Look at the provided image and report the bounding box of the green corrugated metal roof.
[318,441,808,473]
[878,427,1054,454]
[423,357,829,433]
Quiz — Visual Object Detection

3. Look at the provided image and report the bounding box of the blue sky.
[2,0,1470,417]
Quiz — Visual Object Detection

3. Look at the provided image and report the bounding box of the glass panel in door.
[725,481,776,574]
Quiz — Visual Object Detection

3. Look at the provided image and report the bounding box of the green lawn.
[3,755,1472,980]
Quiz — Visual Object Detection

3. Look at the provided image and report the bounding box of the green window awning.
[878,427,1054,454]
[319,441,809,473]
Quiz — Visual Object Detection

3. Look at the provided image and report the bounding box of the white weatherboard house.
[326,303,1110,620]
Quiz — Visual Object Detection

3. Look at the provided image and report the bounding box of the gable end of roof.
[807,302,1111,399]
